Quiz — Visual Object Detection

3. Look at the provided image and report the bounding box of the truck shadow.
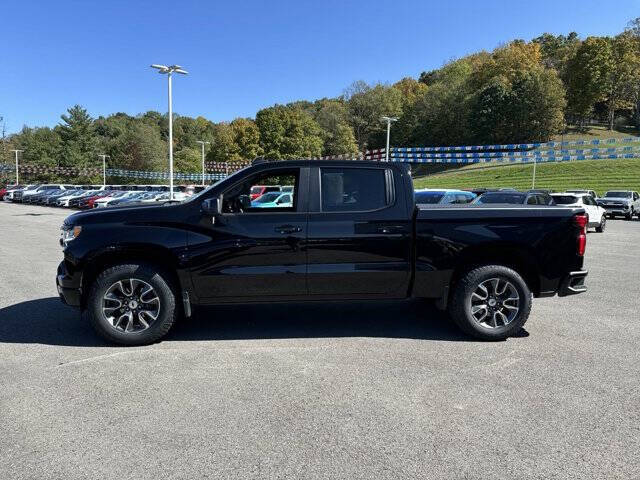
[0,297,513,347]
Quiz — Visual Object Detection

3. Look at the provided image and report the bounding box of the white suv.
[551,193,607,232]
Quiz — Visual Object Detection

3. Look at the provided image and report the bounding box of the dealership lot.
[1,202,639,479]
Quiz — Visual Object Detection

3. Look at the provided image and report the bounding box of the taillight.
[574,213,587,256]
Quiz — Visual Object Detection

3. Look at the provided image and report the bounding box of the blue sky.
[2,0,638,134]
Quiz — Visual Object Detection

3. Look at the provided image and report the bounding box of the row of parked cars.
[0,184,205,209]
[414,187,640,232]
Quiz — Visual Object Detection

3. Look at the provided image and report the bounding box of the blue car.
[251,192,293,208]
[414,189,476,205]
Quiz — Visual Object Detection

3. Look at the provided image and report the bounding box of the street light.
[98,154,110,187]
[380,116,398,162]
[196,140,211,186]
[150,64,188,199]
[10,149,23,185]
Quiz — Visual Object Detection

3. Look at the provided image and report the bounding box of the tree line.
[3,19,640,183]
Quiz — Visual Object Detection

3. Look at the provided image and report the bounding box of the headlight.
[60,225,82,247]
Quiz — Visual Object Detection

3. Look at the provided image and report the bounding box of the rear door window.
[320,168,389,212]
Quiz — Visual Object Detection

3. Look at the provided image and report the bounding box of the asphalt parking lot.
[1,202,639,479]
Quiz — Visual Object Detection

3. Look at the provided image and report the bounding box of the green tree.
[256,105,323,159]
[230,118,262,160]
[108,122,166,172]
[57,105,97,168]
[344,81,403,149]
[208,122,239,163]
[565,37,614,128]
[311,99,358,156]
[174,146,201,174]
[604,33,640,129]
[470,68,565,143]
[532,32,580,75]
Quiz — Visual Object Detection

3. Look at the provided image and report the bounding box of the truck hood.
[63,201,185,226]
[600,197,631,203]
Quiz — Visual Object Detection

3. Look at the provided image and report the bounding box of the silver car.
[598,191,640,220]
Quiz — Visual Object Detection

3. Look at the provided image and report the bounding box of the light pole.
[10,149,23,184]
[98,154,110,187]
[150,64,188,199]
[380,116,398,162]
[196,140,210,186]
[532,157,537,189]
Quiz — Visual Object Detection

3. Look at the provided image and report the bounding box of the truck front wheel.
[86,263,178,345]
[449,265,532,340]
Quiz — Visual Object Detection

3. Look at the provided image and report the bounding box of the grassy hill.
[412,158,640,195]
[411,126,640,195]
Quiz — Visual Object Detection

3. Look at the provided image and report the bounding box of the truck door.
[188,166,309,300]
[306,165,412,298]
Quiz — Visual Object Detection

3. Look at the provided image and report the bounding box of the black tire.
[626,209,634,220]
[449,265,532,341]
[595,215,606,233]
[86,263,178,345]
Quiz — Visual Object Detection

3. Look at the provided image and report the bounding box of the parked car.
[68,191,106,209]
[0,184,18,199]
[566,189,598,200]
[45,189,81,206]
[597,191,640,220]
[474,191,555,205]
[551,193,607,232]
[16,184,66,203]
[57,160,588,345]
[251,192,293,208]
[26,188,60,204]
[57,190,99,207]
[107,191,151,206]
[93,191,138,208]
[415,189,476,205]
[249,185,281,200]
[1,184,26,201]
[77,192,113,209]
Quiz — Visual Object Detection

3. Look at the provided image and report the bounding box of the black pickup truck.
[57,160,588,345]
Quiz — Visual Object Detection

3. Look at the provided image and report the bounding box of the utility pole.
[196,140,211,186]
[380,116,398,162]
[150,64,188,199]
[98,154,110,187]
[10,149,23,185]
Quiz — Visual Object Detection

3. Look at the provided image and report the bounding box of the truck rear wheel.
[86,263,177,345]
[449,265,532,340]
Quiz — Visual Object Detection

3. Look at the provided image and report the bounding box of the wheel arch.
[80,245,184,309]
[449,243,541,298]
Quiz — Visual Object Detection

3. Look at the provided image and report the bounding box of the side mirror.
[202,197,221,215]
[239,194,251,209]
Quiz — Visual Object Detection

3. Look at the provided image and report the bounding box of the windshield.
[415,191,445,204]
[551,195,578,205]
[254,192,281,203]
[604,191,631,198]
[476,193,526,204]
[185,177,229,203]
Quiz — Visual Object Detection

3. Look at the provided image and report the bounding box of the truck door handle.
[275,225,302,234]
[377,225,404,234]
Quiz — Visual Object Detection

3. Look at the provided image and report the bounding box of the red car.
[0,184,20,199]
[249,185,281,201]
[78,193,111,209]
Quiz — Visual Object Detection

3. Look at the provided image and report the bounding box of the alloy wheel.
[102,278,160,333]
[469,277,520,329]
